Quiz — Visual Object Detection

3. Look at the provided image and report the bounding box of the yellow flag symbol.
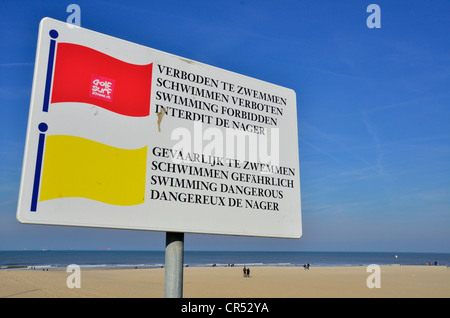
[39,135,147,206]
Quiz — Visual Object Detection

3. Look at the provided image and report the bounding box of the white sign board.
[17,18,302,238]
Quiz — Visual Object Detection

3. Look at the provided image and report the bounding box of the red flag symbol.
[51,43,152,117]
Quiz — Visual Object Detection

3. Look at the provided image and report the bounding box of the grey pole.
[164,232,184,298]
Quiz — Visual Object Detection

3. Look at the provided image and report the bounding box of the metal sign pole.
[164,232,184,298]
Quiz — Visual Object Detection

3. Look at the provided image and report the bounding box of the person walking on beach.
[243,266,247,277]
[246,267,250,277]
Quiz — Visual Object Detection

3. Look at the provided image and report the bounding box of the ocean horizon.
[1,250,449,270]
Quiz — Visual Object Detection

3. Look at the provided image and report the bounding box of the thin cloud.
[0,63,34,67]
[361,113,389,180]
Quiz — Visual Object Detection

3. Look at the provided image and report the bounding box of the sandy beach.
[1,265,448,298]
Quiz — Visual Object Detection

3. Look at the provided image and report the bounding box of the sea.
[1,250,449,270]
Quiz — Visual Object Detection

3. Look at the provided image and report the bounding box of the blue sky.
[0,0,449,252]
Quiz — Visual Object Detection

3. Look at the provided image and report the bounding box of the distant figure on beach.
[243,266,247,277]
[246,268,250,277]
[304,263,310,270]
[307,263,310,270]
